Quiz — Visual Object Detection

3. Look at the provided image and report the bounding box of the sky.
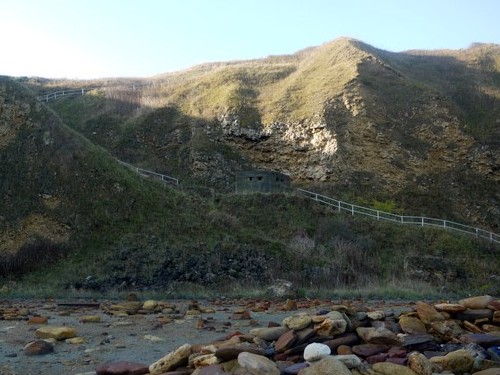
[1,0,499,79]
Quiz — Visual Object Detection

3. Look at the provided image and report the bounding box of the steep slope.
[0,76,210,275]
[27,38,500,232]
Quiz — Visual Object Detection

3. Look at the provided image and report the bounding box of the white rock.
[304,342,331,363]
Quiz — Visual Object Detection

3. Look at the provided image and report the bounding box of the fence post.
[377,211,380,220]
[338,201,340,212]
[351,205,354,215]
[422,217,424,227]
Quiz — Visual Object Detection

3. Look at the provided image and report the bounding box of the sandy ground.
[0,298,307,375]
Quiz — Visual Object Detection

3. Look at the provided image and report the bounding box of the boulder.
[399,316,427,334]
[314,311,348,336]
[298,356,352,375]
[250,326,289,341]
[408,351,434,375]
[142,300,158,311]
[238,352,280,375]
[429,348,474,374]
[267,279,294,298]
[96,361,149,375]
[24,340,54,356]
[372,362,418,375]
[215,342,265,362]
[415,302,444,324]
[367,310,385,320]
[191,353,219,368]
[149,343,192,375]
[459,295,494,309]
[35,326,77,340]
[275,329,297,353]
[303,343,331,363]
[333,354,362,369]
[356,327,401,345]
[433,303,467,313]
[283,315,312,331]
[430,320,463,341]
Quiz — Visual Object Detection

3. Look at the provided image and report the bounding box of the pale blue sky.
[1,0,499,79]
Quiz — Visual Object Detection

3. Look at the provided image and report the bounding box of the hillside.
[23,38,500,233]
[2,38,500,296]
[0,76,214,277]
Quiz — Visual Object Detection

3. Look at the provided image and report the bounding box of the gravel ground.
[0,298,308,375]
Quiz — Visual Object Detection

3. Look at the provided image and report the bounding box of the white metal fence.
[37,88,92,102]
[298,189,499,243]
[36,84,149,102]
[117,160,179,185]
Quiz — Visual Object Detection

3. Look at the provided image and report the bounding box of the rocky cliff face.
[201,41,499,229]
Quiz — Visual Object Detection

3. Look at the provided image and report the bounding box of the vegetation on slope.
[3,38,500,298]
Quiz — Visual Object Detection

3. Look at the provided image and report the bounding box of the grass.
[0,277,459,301]
[3,40,500,299]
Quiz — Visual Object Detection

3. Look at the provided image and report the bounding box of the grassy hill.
[2,38,500,298]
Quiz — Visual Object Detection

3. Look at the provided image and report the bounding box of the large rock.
[415,302,444,324]
[461,333,500,347]
[149,343,192,375]
[275,329,297,353]
[407,351,434,375]
[283,315,312,331]
[24,340,54,356]
[250,326,289,341]
[96,361,149,375]
[352,344,390,357]
[237,351,280,375]
[433,303,467,313]
[191,353,219,368]
[459,295,494,309]
[429,349,474,374]
[333,354,362,369]
[35,326,77,340]
[215,342,264,362]
[372,362,418,375]
[430,320,463,341]
[323,334,360,352]
[356,327,401,345]
[267,279,294,298]
[303,343,331,363]
[315,311,348,336]
[298,356,352,375]
[399,316,427,334]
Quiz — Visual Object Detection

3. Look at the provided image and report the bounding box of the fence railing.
[37,88,93,102]
[117,160,179,185]
[298,188,500,243]
[36,84,149,102]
